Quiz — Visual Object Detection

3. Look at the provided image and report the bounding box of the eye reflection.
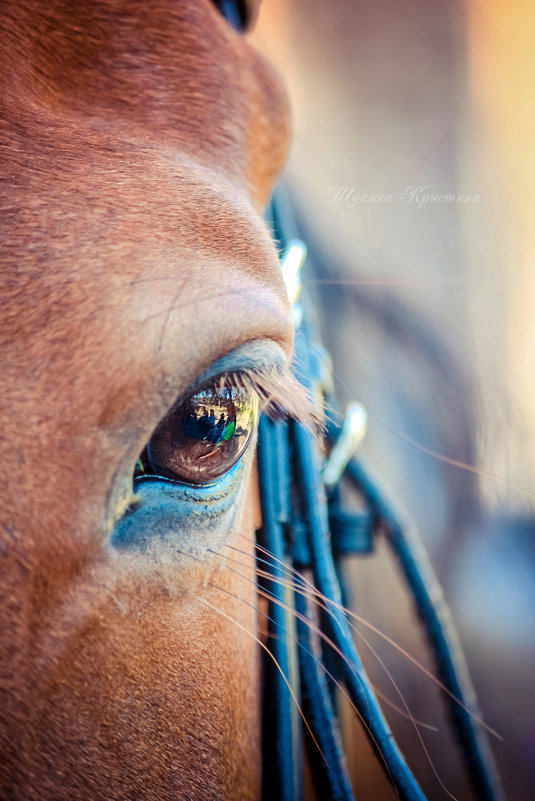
[134,379,259,485]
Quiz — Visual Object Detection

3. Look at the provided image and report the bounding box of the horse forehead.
[1,146,292,414]
[2,144,288,322]
[1,0,294,418]
[3,0,290,203]
[0,1,294,559]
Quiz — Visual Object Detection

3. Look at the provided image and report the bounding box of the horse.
[0,1,513,799]
[0,1,305,798]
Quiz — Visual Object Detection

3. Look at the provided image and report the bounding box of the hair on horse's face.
[0,2,298,798]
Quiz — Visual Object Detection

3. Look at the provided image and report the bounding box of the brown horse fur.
[0,1,300,798]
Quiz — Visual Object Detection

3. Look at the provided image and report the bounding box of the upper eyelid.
[167,369,268,423]
[182,367,265,402]
[181,340,289,404]
[179,339,316,425]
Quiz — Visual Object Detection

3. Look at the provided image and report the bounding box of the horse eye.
[210,0,257,32]
[134,379,259,486]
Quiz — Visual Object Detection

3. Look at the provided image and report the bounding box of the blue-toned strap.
[345,457,505,801]
[257,415,303,801]
[329,507,374,556]
[294,587,355,801]
[291,417,428,801]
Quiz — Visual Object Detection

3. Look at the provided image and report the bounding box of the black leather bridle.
[208,2,504,797]
[255,189,505,801]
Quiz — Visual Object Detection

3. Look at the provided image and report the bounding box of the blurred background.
[252,2,535,799]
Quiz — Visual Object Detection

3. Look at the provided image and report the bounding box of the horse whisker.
[193,591,329,771]
[206,578,398,791]
[237,534,502,741]
[210,551,416,790]
[223,542,461,797]
[212,551,457,788]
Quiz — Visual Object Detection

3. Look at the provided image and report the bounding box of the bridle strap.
[257,416,303,800]
[257,187,504,801]
[344,457,505,801]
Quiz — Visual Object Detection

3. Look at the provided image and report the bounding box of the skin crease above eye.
[0,2,293,800]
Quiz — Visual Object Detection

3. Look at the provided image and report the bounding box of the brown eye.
[135,378,259,486]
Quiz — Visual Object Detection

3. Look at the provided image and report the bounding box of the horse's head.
[0,1,299,797]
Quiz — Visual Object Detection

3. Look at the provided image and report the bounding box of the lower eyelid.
[113,453,252,555]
